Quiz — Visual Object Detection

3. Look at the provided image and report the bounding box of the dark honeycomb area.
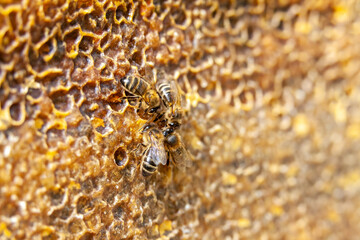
[1,0,360,239]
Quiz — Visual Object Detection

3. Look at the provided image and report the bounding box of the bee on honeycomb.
[121,68,190,177]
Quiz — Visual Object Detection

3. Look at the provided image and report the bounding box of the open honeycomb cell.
[1,0,360,239]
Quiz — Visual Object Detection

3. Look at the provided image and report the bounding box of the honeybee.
[155,70,183,113]
[140,124,167,177]
[164,132,192,171]
[156,79,179,111]
[120,75,161,113]
[155,73,185,130]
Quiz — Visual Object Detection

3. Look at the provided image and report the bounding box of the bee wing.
[155,69,166,84]
[148,134,167,165]
[169,80,181,106]
[170,144,192,172]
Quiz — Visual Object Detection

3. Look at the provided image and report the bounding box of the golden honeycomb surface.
[1,0,360,239]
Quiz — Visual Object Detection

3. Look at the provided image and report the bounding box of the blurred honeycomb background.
[1,0,360,239]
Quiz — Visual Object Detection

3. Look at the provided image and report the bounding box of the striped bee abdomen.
[120,76,150,97]
[157,82,175,107]
[142,158,157,177]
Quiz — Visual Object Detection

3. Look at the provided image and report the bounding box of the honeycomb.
[1,0,360,239]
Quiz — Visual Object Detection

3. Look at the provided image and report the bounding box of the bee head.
[165,134,178,147]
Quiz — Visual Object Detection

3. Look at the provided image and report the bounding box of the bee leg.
[138,148,148,172]
[138,113,160,133]
[166,151,171,166]
[138,143,146,153]
[136,99,144,114]
[138,147,147,160]
[120,96,140,106]
[130,143,146,156]
[144,105,160,115]
[144,106,150,115]
[120,95,140,100]
[139,121,154,133]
